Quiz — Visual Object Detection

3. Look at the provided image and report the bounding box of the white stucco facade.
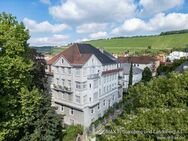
[49,53,123,127]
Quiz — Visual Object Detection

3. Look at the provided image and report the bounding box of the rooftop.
[48,43,117,66]
[118,56,158,64]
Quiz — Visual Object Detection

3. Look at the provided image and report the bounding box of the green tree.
[142,67,152,82]
[0,12,63,141]
[128,62,133,87]
[98,71,188,140]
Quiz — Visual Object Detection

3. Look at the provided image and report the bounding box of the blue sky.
[0,0,188,46]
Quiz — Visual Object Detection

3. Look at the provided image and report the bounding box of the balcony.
[51,84,73,94]
[87,73,100,79]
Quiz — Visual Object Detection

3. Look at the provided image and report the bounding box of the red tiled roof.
[118,56,159,64]
[102,68,123,75]
[47,44,92,65]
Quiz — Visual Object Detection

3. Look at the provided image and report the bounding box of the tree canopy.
[0,12,63,141]
[142,67,152,82]
[98,71,188,140]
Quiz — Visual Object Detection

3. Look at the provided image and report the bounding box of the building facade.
[167,51,188,62]
[47,44,123,127]
[121,63,143,90]
[118,56,160,76]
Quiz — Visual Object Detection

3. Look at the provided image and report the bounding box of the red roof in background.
[47,44,92,66]
[118,56,159,64]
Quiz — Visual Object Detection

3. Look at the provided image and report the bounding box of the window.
[89,97,92,102]
[98,104,100,110]
[68,80,71,88]
[68,68,71,75]
[62,59,64,63]
[83,82,87,89]
[83,95,87,103]
[76,68,81,76]
[61,106,64,111]
[76,81,87,90]
[62,67,65,73]
[70,108,74,115]
[103,100,106,106]
[89,83,91,88]
[62,79,65,86]
[76,82,81,89]
[91,108,94,114]
[75,95,80,103]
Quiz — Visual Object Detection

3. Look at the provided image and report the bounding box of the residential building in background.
[167,51,188,62]
[118,56,160,76]
[47,43,123,127]
[120,63,143,90]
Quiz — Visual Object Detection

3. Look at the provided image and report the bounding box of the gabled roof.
[48,43,117,66]
[118,56,158,64]
[122,63,143,75]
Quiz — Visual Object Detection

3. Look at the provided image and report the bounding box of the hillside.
[84,33,188,55]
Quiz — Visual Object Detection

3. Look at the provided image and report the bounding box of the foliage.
[157,57,188,75]
[142,67,152,82]
[0,12,62,141]
[160,29,188,36]
[128,62,133,86]
[63,125,83,141]
[98,71,188,140]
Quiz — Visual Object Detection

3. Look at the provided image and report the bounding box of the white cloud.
[49,0,136,22]
[40,0,51,5]
[112,13,188,35]
[29,34,69,46]
[23,18,70,33]
[89,32,107,39]
[139,0,184,16]
[76,23,108,34]
[75,38,90,43]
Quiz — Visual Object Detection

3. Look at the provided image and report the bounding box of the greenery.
[157,57,188,75]
[83,33,188,55]
[0,12,63,141]
[63,125,83,141]
[142,67,152,82]
[160,29,188,36]
[128,62,133,86]
[97,71,188,140]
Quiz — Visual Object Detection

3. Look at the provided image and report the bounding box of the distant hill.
[83,32,188,55]
[30,46,55,54]
[160,29,188,36]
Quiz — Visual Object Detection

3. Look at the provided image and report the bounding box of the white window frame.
[61,106,64,112]
[75,95,81,103]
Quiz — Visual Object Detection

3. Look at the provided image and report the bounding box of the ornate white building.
[47,44,123,127]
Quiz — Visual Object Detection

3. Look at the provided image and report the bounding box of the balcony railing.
[87,73,100,79]
[51,84,73,93]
